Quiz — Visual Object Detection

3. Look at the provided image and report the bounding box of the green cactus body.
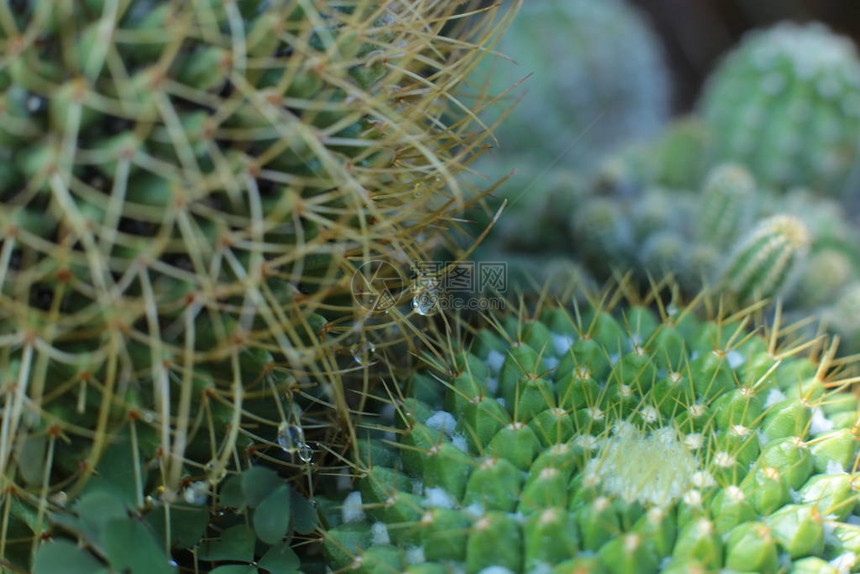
[570,197,638,277]
[480,0,669,167]
[696,164,756,249]
[648,117,711,191]
[826,282,860,354]
[0,1,507,570]
[321,301,859,573]
[719,215,810,305]
[700,22,860,192]
[791,249,857,309]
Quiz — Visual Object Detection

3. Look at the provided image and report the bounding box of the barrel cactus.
[479,0,670,167]
[700,22,860,193]
[0,0,508,570]
[320,297,859,573]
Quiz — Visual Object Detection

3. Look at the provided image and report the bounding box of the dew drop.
[204,459,227,484]
[412,279,440,316]
[277,421,314,463]
[350,340,376,365]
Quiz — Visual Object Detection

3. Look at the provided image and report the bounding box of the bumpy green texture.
[700,22,860,192]
[320,301,860,573]
[480,0,670,167]
[697,164,756,249]
[0,0,505,569]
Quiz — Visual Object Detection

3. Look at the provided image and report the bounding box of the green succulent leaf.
[102,518,177,574]
[290,488,318,535]
[92,438,146,508]
[145,504,210,550]
[259,541,302,574]
[33,540,105,574]
[209,566,258,574]
[241,466,283,507]
[253,484,291,545]
[220,475,247,508]
[198,524,256,563]
[74,489,128,539]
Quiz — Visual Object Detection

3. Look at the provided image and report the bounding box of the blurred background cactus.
[476,0,671,169]
[700,22,860,193]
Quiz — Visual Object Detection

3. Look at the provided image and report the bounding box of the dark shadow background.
[632,0,860,111]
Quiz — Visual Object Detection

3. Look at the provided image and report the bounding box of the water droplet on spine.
[412,278,440,316]
[350,340,376,365]
[277,421,314,463]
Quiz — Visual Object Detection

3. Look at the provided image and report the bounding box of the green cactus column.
[719,215,810,305]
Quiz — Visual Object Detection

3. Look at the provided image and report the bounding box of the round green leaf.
[74,489,128,538]
[34,540,105,574]
[253,484,291,545]
[146,504,209,550]
[102,518,177,574]
[241,466,283,506]
[219,475,246,508]
[259,542,301,574]
[198,524,256,563]
[209,566,258,574]
[290,489,318,535]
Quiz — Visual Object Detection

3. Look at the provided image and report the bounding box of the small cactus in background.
[464,162,595,294]
[825,283,860,354]
[478,0,670,168]
[719,215,810,305]
[697,164,757,249]
[700,22,860,193]
[568,163,860,312]
[319,294,859,573]
[647,117,711,191]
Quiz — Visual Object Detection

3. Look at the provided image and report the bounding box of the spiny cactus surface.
[321,298,860,574]
[700,22,860,192]
[0,0,507,570]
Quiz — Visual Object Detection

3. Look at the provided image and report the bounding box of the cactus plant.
[478,0,670,168]
[320,294,859,573]
[0,0,509,571]
[700,22,860,193]
[719,214,810,305]
[569,163,860,306]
